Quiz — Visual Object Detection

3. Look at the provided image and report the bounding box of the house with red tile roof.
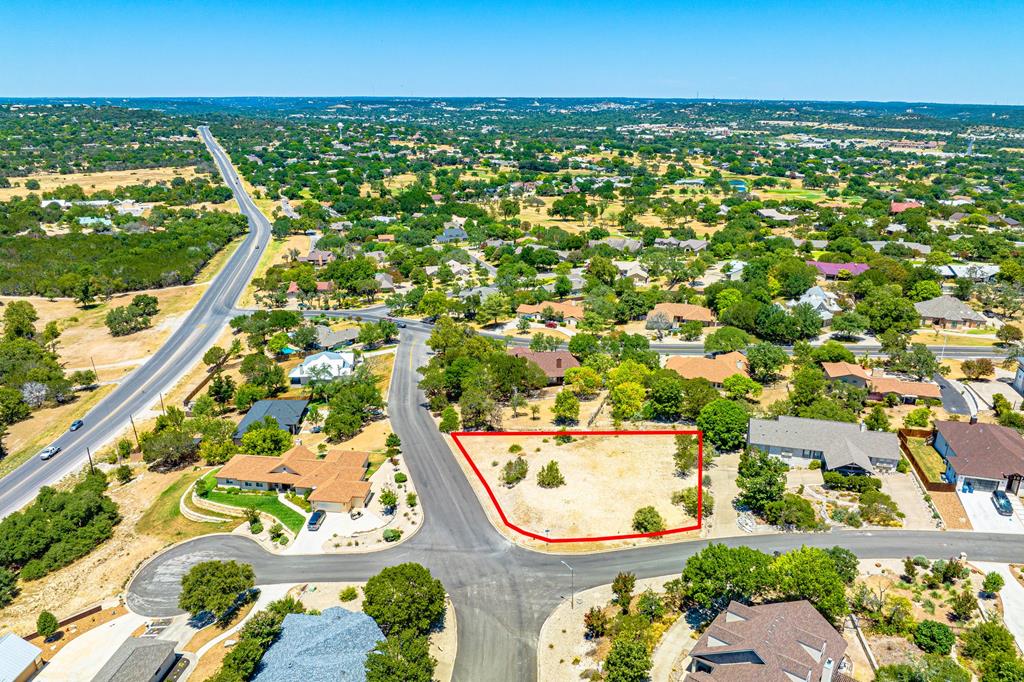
[506,348,579,385]
[665,352,748,387]
[890,199,923,214]
[807,261,870,279]
[516,301,585,326]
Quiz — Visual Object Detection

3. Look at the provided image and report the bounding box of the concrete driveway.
[958,491,1024,534]
[37,612,148,681]
[284,509,388,554]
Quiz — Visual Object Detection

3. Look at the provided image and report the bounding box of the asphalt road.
[0,127,270,518]
[129,326,1024,681]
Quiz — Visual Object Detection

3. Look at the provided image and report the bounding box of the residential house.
[312,325,359,350]
[613,260,650,285]
[216,444,371,512]
[288,351,355,385]
[0,633,42,682]
[589,237,642,253]
[1012,357,1024,397]
[329,220,353,232]
[756,207,799,223]
[647,302,715,328]
[507,348,579,385]
[424,260,473,279]
[370,215,397,224]
[374,272,395,291]
[254,607,383,682]
[376,233,395,243]
[932,263,999,282]
[665,352,748,388]
[807,261,870,280]
[890,199,923,214]
[914,295,988,328]
[787,286,841,322]
[298,248,336,267]
[516,300,585,326]
[541,273,587,296]
[654,237,708,252]
[92,637,177,682]
[285,280,334,299]
[458,285,500,301]
[747,415,900,474]
[821,362,941,403]
[865,240,932,256]
[932,421,1024,493]
[685,600,849,682]
[435,227,468,243]
[363,250,387,264]
[233,399,309,442]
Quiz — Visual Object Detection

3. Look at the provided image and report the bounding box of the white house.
[288,351,355,385]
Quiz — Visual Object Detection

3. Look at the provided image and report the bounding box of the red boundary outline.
[450,429,703,543]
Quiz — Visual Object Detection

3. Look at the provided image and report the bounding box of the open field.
[0,166,202,201]
[456,432,698,542]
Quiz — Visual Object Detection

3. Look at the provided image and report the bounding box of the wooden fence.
[897,428,956,493]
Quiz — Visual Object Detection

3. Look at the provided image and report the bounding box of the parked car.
[307,509,326,531]
[396,321,407,328]
[350,509,363,520]
[545,321,558,328]
[992,489,1014,517]
[69,419,84,432]
[38,446,61,461]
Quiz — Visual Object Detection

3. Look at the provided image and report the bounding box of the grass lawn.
[905,437,947,484]
[199,474,306,533]
[136,468,237,543]
[910,331,996,347]
[365,452,389,478]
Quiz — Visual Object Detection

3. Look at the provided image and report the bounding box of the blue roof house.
[254,607,385,682]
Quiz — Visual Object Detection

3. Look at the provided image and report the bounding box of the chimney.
[821,658,835,682]
[556,358,562,369]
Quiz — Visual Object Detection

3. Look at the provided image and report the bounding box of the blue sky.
[1,0,1022,103]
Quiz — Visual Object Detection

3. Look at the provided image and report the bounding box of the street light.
[560,560,575,610]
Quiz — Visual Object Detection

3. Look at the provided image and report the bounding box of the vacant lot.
[0,166,201,201]
[458,433,698,542]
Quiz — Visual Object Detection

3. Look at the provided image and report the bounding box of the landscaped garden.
[196,471,306,533]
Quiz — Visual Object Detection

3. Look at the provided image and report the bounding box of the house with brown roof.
[286,281,335,298]
[216,444,372,512]
[516,301,585,326]
[665,352,748,388]
[647,302,715,328]
[821,362,941,404]
[686,600,849,682]
[933,421,1024,493]
[506,348,579,385]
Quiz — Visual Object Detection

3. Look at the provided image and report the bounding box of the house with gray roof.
[435,227,468,243]
[932,263,999,282]
[914,295,988,328]
[0,632,42,682]
[233,399,309,442]
[92,637,176,682]
[787,286,841,322]
[254,607,384,682]
[312,325,359,350]
[747,416,899,474]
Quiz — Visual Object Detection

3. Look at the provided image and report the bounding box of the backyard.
[904,437,947,484]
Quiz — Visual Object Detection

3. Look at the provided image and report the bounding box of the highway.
[128,325,1024,681]
[0,127,270,518]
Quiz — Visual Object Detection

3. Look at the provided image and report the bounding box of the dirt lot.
[0,166,202,201]
[458,433,698,542]
[0,465,236,635]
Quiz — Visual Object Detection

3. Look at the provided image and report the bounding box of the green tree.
[703,326,751,353]
[552,390,579,424]
[604,636,651,682]
[609,381,646,421]
[982,571,1005,596]
[723,373,762,401]
[178,561,255,619]
[362,563,446,636]
[537,460,565,488]
[696,399,749,451]
[612,571,636,609]
[240,419,292,456]
[736,448,787,513]
[914,620,955,655]
[632,506,665,533]
[746,342,788,383]
[0,567,18,607]
[36,610,58,639]
[771,546,849,624]
[962,621,1017,661]
[439,406,459,433]
[673,434,699,475]
[365,629,436,682]
[865,404,891,432]
[679,544,771,615]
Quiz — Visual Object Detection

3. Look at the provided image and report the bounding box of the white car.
[38,446,61,461]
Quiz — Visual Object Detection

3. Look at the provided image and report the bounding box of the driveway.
[958,491,1024,534]
[972,562,1024,650]
[37,611,148,681]
[284,509,388,554]
[881,472,938,530]
[934,373,972,416]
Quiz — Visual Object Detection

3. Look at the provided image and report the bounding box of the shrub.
[383,529,402,542]
[405,492,418,508]
[961,621,1016,661]
[394,472,408,484]
[632,506,665,533]
[764,493,819,530]
[268,523,284,541]
[949,588,977,622]
[36,611,58,639]
[584,606,609,638]
[982,571,1005,596]
[859,489,904,526]
[896,457,910,473]
[500,457,528,486]
[808,459,821,470]
[604,636,652,682]
[637,590,665,622]
[672,487,713,518]
[439,406,459,432]
[115,464,133,484]
[339,586,358,602]
[612,572,636,610]
[914,620,954,654]
[249,521,263,535]
[822,471,881,493]
[0,567,19,607]
[537,460,565,488]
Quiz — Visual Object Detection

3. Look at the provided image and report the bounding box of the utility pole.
[86,446,95,474]
[561,560,575,610]
[159,392,166,414]
[90,356,98,377]
[129,414,141,449]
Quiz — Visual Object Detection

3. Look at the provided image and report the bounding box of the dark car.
[992,489,1014,517]
[307,509,326,531]
[396,321,407,328]
[69,419,84,432]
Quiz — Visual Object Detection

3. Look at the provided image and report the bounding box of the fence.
[897,428,956,493]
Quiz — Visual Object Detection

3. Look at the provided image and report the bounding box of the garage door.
[967,478,1000,492]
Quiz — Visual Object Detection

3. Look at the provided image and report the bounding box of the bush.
[115,464,133,484]
[982,571,1005,596]
[632,506,665,533]
[249,521,263,535]
[859,489,904,526]
[896,457,910,473]
[36,610,58,639]
[383,529,402,542]
[439,406,459,433]
[672,487,713,518]
[500,457,528,486]
[584,606,609,638]
[394,472,408,484]
[406,492,418,508]
[0,567,19,607]
[537,460,565,488]
[764,493,819,530]
[914,619,955,654]
[961,621,1016,661]
[604,636,652,682]
[808,459,821,470]
[822,471,882,493]
[178,560,255,619]
[339,586,359,602]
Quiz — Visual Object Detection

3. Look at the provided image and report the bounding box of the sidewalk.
[972,562,1024,652]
